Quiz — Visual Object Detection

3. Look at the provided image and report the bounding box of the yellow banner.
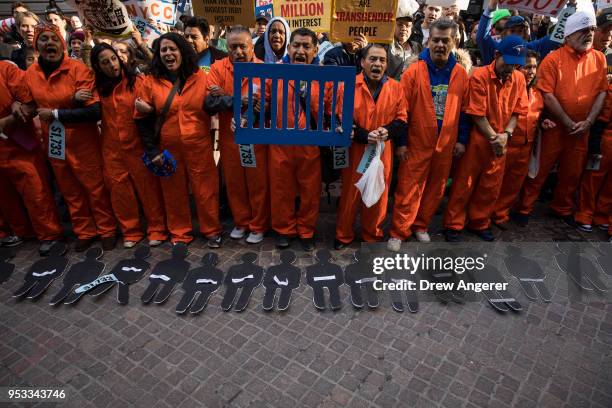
[191,0,254,27]
[273,0,332,33]
[330,0,398,44]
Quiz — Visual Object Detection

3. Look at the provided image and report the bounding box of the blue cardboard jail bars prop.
[233,63,356,147]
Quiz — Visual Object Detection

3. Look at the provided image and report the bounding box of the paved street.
[1,196,611,408]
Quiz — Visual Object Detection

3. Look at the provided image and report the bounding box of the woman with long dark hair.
[91,43,167,248]
[134,32,222,247]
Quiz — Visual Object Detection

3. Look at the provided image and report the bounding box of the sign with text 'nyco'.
[233,63,355,147]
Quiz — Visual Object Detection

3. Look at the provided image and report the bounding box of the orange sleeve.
[133,75,154,120]
[73,62,99,106]
[394,82,408,122]
[595,52,608,93]
[465,70,488,117]
[399,66,414,114]
[459,69,470,112]
[598,85,612,122]
[207,60,223,88]
[5,62,33,103]
[535,53,557,94]
[512,74,529,117]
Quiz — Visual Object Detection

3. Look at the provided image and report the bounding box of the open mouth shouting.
[293,54,307,63]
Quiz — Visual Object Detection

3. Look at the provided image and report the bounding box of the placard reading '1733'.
[330,0,398,44]
[273,0,332,33]
[191,0,255,26]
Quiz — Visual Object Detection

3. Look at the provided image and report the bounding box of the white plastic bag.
[355,141,385,208]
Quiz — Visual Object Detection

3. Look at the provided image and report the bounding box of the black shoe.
[276,234,291,249]
[334,239,351,250]
[75,238,94,252]
[207,235,222,249]
[562,215,576,228]
[300,238,315,252]
[39,240,58,256]
[467,227,495,242]
[511,212,529,227]
[101,236,117,251]
[445,229,462,242]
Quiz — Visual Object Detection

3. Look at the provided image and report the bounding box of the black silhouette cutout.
[13,242,69,299]
[306,249,344,311]
[0,247,15,284]
[344,250,379,309]
[504,246,551,302]
[554,243,607,292]
[49,247,104,306]
[426,248,465,304]
[384,267,419,313]
[84,246,151,304]
[221,252,264,312]
[464,248,521,313]
[594,242,612,277]
[142,243,190,304]
[176,252,223,314]
[262,250,301,311]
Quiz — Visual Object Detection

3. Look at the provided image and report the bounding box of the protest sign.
[273,0,332,32]
[132,16,162,47]
[123,0,177,25]
[191,0,254,26]
[65,0,133,37]
[330,0,398,44]
[597,0,612,9]
[549,5,575,43]
[498,0,567,17]
[256,0,274,17]
[0,18,15,33]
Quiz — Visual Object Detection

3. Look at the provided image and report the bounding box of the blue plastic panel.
[233,63,356,147]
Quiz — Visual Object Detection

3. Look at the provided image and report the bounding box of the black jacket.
[322,45,362,73]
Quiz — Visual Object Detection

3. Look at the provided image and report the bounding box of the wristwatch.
[504,130,513,139]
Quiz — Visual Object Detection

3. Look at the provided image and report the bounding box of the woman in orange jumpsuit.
[134,33,222,246]
[24,24,117,252]
[90,43,167,248]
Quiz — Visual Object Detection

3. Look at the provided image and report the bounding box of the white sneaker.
[414,231,431,242]
[387,237,401,252]
[123,241,137,248]
[230,227,246,239]
[148,240,163,247]
[246,232,264,244]
[598,224,609,231]
[578,224,593,233]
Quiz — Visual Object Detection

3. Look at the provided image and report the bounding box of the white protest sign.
[65,0,133,37]
[498,0,567,17]
[549,5,575,43]
[132,16,162,46]
[598,0,612,9]
[123,0,177,25]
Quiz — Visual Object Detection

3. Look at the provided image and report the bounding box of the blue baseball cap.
[496,35,527,66]
[504,15,527,29]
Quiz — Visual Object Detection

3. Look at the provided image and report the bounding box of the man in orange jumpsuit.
[388,19,470,251]
[492,50,556,228]
[0,60,64,255]
[443,35,528,242]
[516,10,608,226]
[267,28,326,251]
[575,82,611,234]
[334,44,408,250]
[25,25,117,252]
[205,26,270,244]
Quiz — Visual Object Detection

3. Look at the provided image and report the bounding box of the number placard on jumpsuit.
[239,144,257,167]
[48,119,66,160]
[333,146,349,169]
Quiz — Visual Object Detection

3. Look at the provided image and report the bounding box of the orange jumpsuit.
[517,45,608,217]
[390,60,469,240]
[24,57,116,240]
[335,74,407,244]
[135,70,221,243]
[208,57,270,234]
[100,75,167,242]
[0,61,63,241]
[267,79,329,239]
[575,84,612,228]
[444,62,528,231]
[492,87,544,225]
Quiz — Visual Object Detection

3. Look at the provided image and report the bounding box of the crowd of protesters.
[0,0,610,257]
